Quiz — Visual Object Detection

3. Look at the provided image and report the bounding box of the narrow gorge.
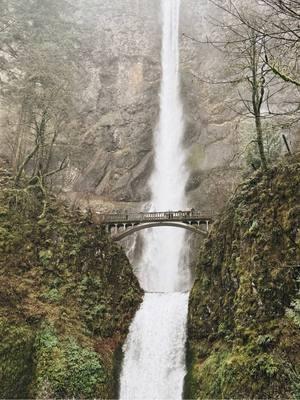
[0,0,299,399]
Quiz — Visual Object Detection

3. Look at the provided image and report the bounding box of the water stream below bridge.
[119,1,191,398]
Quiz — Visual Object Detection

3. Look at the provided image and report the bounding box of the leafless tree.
[0,0,81,190]
[209,0,300,87]
[184,0,300,170]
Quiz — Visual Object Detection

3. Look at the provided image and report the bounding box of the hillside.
[0,164,142,399]
[186,155,300,399]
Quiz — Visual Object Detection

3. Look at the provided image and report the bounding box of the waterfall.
[120,0,190,398]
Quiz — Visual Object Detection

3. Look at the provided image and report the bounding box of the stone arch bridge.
[95,210,214,241]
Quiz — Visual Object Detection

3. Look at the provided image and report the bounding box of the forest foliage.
[186,154,300,399]
[0,164,142,398]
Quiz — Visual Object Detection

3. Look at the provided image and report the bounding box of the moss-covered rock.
[186,155,300,399]
[0,166,143,399]
[31,324,109,398]
[0,318,34,399]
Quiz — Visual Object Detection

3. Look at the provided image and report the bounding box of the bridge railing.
[95,210,214,224]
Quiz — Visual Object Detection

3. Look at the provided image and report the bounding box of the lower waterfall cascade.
[119,0,191,399]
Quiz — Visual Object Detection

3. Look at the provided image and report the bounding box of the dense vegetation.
[185,154,300,399]
[0,163,142,399]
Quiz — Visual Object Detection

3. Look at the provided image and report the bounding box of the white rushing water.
[120,1,190,399]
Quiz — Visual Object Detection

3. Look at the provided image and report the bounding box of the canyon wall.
[0,0,299,212]
[67,0,242,211]
[186,155,300,399]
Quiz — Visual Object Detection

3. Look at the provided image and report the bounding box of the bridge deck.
[96,210,213,225]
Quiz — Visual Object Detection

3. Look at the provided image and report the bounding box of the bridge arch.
[112,221,208,241]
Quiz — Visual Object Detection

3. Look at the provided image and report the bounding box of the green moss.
[0,318,34,399]
[186,343,291,399]
[31,324,108,399]
[187,156,300,399]
[0,166,143,398]
[40,288,63,303]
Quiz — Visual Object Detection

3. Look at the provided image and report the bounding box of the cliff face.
[65,0,244,210]
[0,0,256,213]
[65,0,300,211]
[0,164,142,399]
[62,0,161,204]
[186,155,300,399]
[1,0,299,212]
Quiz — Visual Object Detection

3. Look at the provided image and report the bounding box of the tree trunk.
[254,112,268,171]
[250,35,268,172]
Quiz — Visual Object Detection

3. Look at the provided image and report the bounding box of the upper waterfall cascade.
[120,0,191,398]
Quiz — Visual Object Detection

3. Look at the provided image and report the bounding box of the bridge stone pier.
[95,210,214,241]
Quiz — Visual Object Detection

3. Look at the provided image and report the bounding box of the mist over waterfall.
[120,0,191,399]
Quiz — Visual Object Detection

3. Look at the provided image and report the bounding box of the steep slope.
[0,164,142,399]
[186,155,300,399]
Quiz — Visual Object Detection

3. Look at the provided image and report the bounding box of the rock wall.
[61,0,242,211]
[68,0,288,212]
[0,0,299,213]
[67,0,161,205]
